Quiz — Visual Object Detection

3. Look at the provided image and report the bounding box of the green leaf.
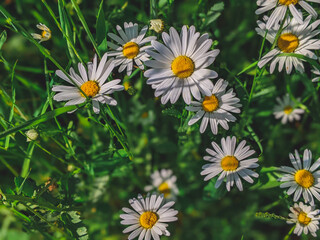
[162,106,182,118]
[96,0,106,46]
[250,167,281,190]
[61,211,89,240]
[14,176,37,197]
[0,30,7,50]
[0,103,85,139]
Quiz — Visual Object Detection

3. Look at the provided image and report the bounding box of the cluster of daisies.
[29,1,320,237]
[255,0,320,237]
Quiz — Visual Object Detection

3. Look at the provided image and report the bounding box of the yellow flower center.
[294,169,314,188]
[80,81,100,98]
[41,30,51,38]
[139,211,158,229]
[221,156,239,171]
[123,42,139,59]
[283,106,293,115]
[202,95,219,112]
[171,56,195,79]
[277,33,299,53]
[298,211,311,225]
[279,0,299,5]
[158,182,171,198]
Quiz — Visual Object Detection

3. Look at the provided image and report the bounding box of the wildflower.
[107,22,156,76]
[120,193,178,240]
[273,94,304,124]
[25,129,39,142]
[256,15,320,74]
[201,136,259,191]
[149,19,164,33]
[144,169,179,199]
[31,23,51,43]
[278,149,320,205]
[287,202,320,237]
[186,79,241,135]
[144,25,219,105]
[255,0,319,29]
[311,66,320,82]
[52,53,124,114]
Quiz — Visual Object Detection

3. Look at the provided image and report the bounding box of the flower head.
[31,23,51,43]
[107,22,156,76]
[25,129,39,142]
[149,19,165,33]
[273,94,304,124]
[256,15,320,74]
[144,169,179,199]
[201,136,259,191]
[120,193,178,240]
[186,79,241,135]
[52,53,124,114]
[255,0,319,29]
[287,202,320,237]
[278,149,320,205]
[144,25,219,105]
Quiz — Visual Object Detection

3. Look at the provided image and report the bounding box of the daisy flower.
[185,79,241,135]
[107,22,156,76]
[273,94,304,124]
[278,149,320,205]
[256,15,320,74]
[120,193,178,240]
[200,136,259,191]
[144,169,179,199]
[31,23,51,43]
[311,66,320,82]
[287,202,320,237]
[144,25,220,105]
[52,53,124,114]
[255,0,320,29]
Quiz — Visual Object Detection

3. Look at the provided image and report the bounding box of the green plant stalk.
[70,0,101,59]
[283,226,295,240]
[21,142,35,177]
[150,0,157,18]
[41,0,83,64]
[0,156,18,177]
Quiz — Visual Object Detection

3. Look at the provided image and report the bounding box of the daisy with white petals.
[144,25,219,105]
[107,22,156,76]
[144,169,179,199]
[52,53,124,114]
[31,23,51,43]
[256,0,320,29]
[186,79,241,135]
[273,94,304,124]
[278,149,320,205]
[120,193,178,240]
[201,136,259,191]
[287,202,320,237]
[311,66,320,82]
[256,15,320,74]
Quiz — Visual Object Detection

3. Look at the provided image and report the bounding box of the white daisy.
[273,94,304,124]
[185,79,241,135]
[144,25,220,105]
[287,202,320,237]
[31,23,51,43]
[200,136,259,191]
[256,15,320,74]
[144,169,179,199]
[107,22,156,76]
[52,53,124,114]
[255,0,320,29]
[311,66,320,82]
[120,193,178,240]
[278,149,320,205]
